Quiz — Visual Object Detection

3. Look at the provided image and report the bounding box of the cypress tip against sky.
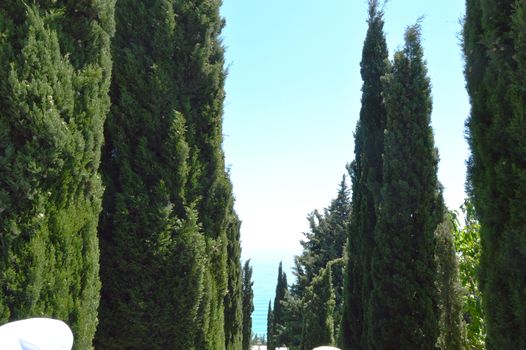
[221,0,469,253]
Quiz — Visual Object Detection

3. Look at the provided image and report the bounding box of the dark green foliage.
[295,178,350,330]
[284,180,349,349]
[301,266,335,350]
[328,258,345,342]
[342,126,363,350]
[297,177,351,287]
[267,263,292,349]
[171,0,231,253]
[279,292,303,350]
[242,260,254,350]
[95,1,200,347]
[341,2,388,349]
[367,23,444,349]
[435,215,466,350]
[225,214,243,350]
[0,2,114,349]
[96,0,234,348]
[271,262,289,348]
[267,301,274,350]
[463,0,526,348]
[296,177,351,345]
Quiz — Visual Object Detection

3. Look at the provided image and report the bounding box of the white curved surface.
[0,318,73,350]
[313,347,341,350]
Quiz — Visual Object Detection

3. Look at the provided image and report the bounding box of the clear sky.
[220,0,469,258]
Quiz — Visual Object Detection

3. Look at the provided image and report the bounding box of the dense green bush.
[0,2,114,349]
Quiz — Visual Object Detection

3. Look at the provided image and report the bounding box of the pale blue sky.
[220,0,469,257]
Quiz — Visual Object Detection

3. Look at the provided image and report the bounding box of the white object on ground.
[313,347,341,350]
[0,318,73,350]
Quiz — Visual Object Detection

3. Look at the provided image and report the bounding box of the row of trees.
[266,198,485,350]
[344,2,445,347]
[267,2,449,348]
[0,1,254,349]
[266,0,525,348]
[266,180,350,350]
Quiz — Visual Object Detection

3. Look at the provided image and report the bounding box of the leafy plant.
[452,200,485,349]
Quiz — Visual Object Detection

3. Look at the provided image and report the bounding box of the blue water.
[242,248,298,339]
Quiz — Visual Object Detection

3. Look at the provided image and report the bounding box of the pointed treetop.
[368,0,379,19]
[368,0,389,21]
[403,18,425,58]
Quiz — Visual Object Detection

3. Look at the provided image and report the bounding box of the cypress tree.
[97,0,234,347]
[342,1,388,348]
[224,213,243,350]
[463,0,526,348]
[172,1,233,346]
[301,267,336,350]
[267,301,274,350]
[242,260,254,350]
[435,215,466,350]
[272,262,289,348]
[367,23,444,349]
[0,2,114,349]
[95,0,233,348]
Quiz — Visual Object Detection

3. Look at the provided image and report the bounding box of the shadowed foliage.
[341,1,388,348]
[95,0,241,348]
[463,0,526,348]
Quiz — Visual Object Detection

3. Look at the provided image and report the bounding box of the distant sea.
[242,248,299,339]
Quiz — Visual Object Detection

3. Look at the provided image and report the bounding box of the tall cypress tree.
[224,213,243,350]
[96,0,202,345]
[242,260,254,350]
[341,1,388,349]
[97,0,235,347]
[267,301,274,350]
[463,0,526,348]
[0,2,114,349]
[172,1,233,346]
[367,23,444,349]
[272,262,289,348]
